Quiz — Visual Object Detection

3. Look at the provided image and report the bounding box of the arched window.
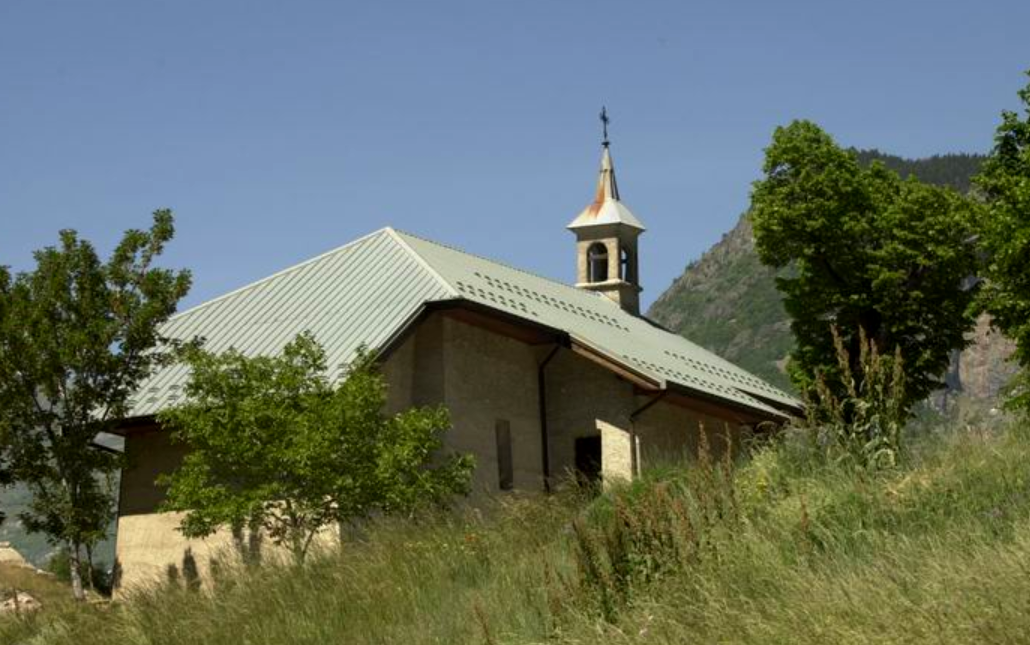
[620,246,635,283]
[587,243,609,282]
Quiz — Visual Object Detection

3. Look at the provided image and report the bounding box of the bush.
[801,326,906,469]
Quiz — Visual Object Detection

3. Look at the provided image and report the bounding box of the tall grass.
[4,421,1030,644]
[557,424,1030,644]
[1,490,584,645]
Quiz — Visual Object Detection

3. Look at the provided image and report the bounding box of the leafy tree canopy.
[749,121,981,413]
[0,210,191,599]
[977,72,1030,411]
[158,332,475,563]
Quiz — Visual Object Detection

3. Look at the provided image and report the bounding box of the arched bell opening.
[587,243,609,283]
[620,246,636,283]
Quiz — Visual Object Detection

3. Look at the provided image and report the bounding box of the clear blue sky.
[2,1,1027,311]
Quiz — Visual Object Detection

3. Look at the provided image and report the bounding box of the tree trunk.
[299,529,319,564]
[287,511,307,565]
[290,529,306,565]
[85,542,96,592]
[68,542,86,601]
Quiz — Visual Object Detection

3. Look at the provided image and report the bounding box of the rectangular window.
[495,420,513,491]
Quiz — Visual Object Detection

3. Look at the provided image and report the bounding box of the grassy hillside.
[4,416,1030,644]
[0,562,99,616]
[648,151,987,393]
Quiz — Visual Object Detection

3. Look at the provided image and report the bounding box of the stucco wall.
[114,313,549,590]
[114,327,428,593]
[379,324,417,414]
[543,349,635,483]
[117,425,377,592]
[633,398,745,469]
[116,428,242,590]
[598,420,633,482]
[438,315,544,495]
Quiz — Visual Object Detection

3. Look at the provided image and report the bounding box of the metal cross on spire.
[600,106,610,148]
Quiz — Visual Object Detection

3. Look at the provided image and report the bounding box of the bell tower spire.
[568,108,645,315]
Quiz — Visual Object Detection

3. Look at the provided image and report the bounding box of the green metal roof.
[129,228,799,419]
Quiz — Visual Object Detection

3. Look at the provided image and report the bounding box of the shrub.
[801,326,906,469]
[570,431,739,621]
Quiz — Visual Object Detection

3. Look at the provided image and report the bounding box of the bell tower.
[568,108,644,315]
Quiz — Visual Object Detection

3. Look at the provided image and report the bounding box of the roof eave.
[665,380,792,424]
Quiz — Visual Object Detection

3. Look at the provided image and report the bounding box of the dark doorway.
[574,436,602,484]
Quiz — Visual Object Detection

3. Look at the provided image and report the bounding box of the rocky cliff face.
[954,314,1017,402]
[647,150,1016,405]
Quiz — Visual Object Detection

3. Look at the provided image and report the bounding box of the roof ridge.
[167,227,395,321]
[384,228,460,298]
[391,228,624,308]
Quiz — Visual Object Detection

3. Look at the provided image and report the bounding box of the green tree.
[158,333,475,563]
[977,72,1030,412]
[0,210,191,600]
[0,425,9,528]
[749,121,981,414]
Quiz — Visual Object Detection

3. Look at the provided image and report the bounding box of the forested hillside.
[854,150,985,193]
[648,150,997,395]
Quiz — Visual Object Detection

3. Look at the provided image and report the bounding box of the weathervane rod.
[600,106,610,148]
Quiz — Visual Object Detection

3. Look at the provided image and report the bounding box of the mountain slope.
[0,435,122,567]
[648,150,1002,397]
[0,485,52,565]
[649,214,793,390]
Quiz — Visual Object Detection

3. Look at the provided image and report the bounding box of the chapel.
[112,127,800,590]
